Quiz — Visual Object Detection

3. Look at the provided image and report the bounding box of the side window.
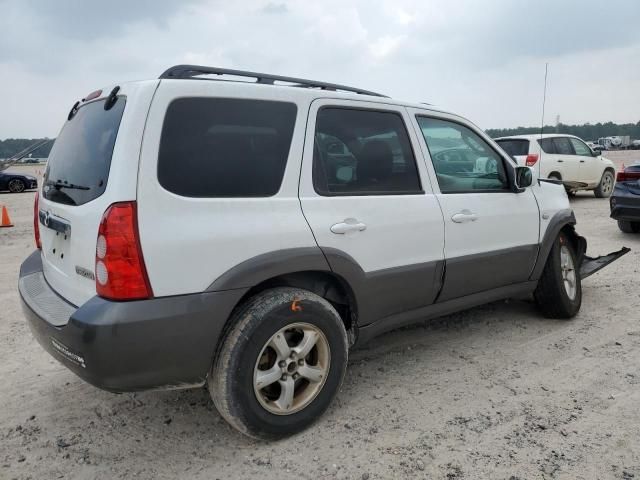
[313,107,422,195]
[538,138,555,154]
[552,137,574,155]
[416,117,509,193]
[158,98,297,197]
[569,138,591,156]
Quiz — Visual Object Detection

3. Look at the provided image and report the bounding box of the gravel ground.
[1,155,639,480]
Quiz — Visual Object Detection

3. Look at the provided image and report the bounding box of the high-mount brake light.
[83,90,102,102]
[95,202,152,301]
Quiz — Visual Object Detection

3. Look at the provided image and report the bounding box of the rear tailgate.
[38,81,158,307]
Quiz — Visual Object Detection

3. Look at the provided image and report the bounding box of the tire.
[7,179,25,193]
[534,232,582,319]
[209,287,348,440]
[617,220,640,233]
[594,170,614,198]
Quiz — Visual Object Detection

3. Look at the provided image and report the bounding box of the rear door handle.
[451,210,478,223]
[557,159,564,163]
[331,218,367,234]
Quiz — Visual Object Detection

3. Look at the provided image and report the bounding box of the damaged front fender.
[580,247,631,279]
[564,228,630,279]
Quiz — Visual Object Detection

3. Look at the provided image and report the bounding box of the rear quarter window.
[537,138,556,154]
[495,139,530,157]
[158,98,297,197]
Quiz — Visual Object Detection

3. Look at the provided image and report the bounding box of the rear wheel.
[617,220,640,233]
[209,287,348,440]
[549,173,562,181]
[594,170,614,198]
[534,232,582,319]
[7,179,25,193]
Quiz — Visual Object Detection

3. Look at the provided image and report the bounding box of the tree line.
[0,138,53,159]
[2,120,640,158]
[487,121,640,141]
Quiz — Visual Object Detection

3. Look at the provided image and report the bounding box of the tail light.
[616,170,640,182]
[525,154,539,167]
[34,192,41,249]
[95,201,152,301]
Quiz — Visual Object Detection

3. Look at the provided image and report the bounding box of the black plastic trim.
[356,281,538,345]
[207,247,444,327]
[437,244,539,302]
[207,247,330,291]
[580,247,630,279]
[159,64,387,97]
[529,209,576,281]
[20,251,247,392]
[322,248,444,325]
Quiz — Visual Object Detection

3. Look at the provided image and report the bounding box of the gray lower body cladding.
[19,250,246,393]
[436,244,539,302]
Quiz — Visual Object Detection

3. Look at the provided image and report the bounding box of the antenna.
[539,62,549,178]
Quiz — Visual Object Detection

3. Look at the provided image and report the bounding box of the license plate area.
[39,210,72,268]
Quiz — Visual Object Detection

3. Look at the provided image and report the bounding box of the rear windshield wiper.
[47,180,90,191]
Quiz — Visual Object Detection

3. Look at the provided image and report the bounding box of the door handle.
[557,159,564,163]
[451,210,478,223]
[331,218,367,234]
[580,160,585,163]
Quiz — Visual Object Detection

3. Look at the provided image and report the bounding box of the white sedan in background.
[495,134,616,197]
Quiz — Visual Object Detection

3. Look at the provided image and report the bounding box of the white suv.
[19,66,627,439]
[495,134,616,197]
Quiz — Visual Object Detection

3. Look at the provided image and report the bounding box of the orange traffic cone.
[0,205,14,228]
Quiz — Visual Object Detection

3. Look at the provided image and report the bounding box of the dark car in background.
[0,170,38,193]
[610,163,640,233]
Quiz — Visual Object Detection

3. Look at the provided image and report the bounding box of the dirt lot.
[1,156,639,480]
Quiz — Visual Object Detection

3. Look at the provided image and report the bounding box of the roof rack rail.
[159,64,387,98]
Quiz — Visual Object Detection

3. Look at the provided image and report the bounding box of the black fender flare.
[529,209,582,281]
[207,247,443,327]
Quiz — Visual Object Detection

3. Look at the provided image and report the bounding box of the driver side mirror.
[591,149,600,157]
[514,166,533,191]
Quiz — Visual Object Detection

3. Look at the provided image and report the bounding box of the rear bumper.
[610,188,640,222]
[19,250,246,392]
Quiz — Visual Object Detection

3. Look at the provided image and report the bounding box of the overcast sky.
[1,0,639,138]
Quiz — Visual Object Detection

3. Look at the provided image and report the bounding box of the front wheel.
[618,220,640,233]
[8,179,26,193]
[594,170,614,198]
[534,233,582,319]
[209,287,348,440]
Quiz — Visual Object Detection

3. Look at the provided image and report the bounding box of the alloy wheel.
[8,179,25,193]
[560,245,577,300]
[253,322,330,415]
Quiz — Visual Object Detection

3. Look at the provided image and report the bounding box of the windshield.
[43,97,126,205]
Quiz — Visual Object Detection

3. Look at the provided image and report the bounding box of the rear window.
[495,139,530,157]
[43,97,126,206]
[158,98,297,197]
